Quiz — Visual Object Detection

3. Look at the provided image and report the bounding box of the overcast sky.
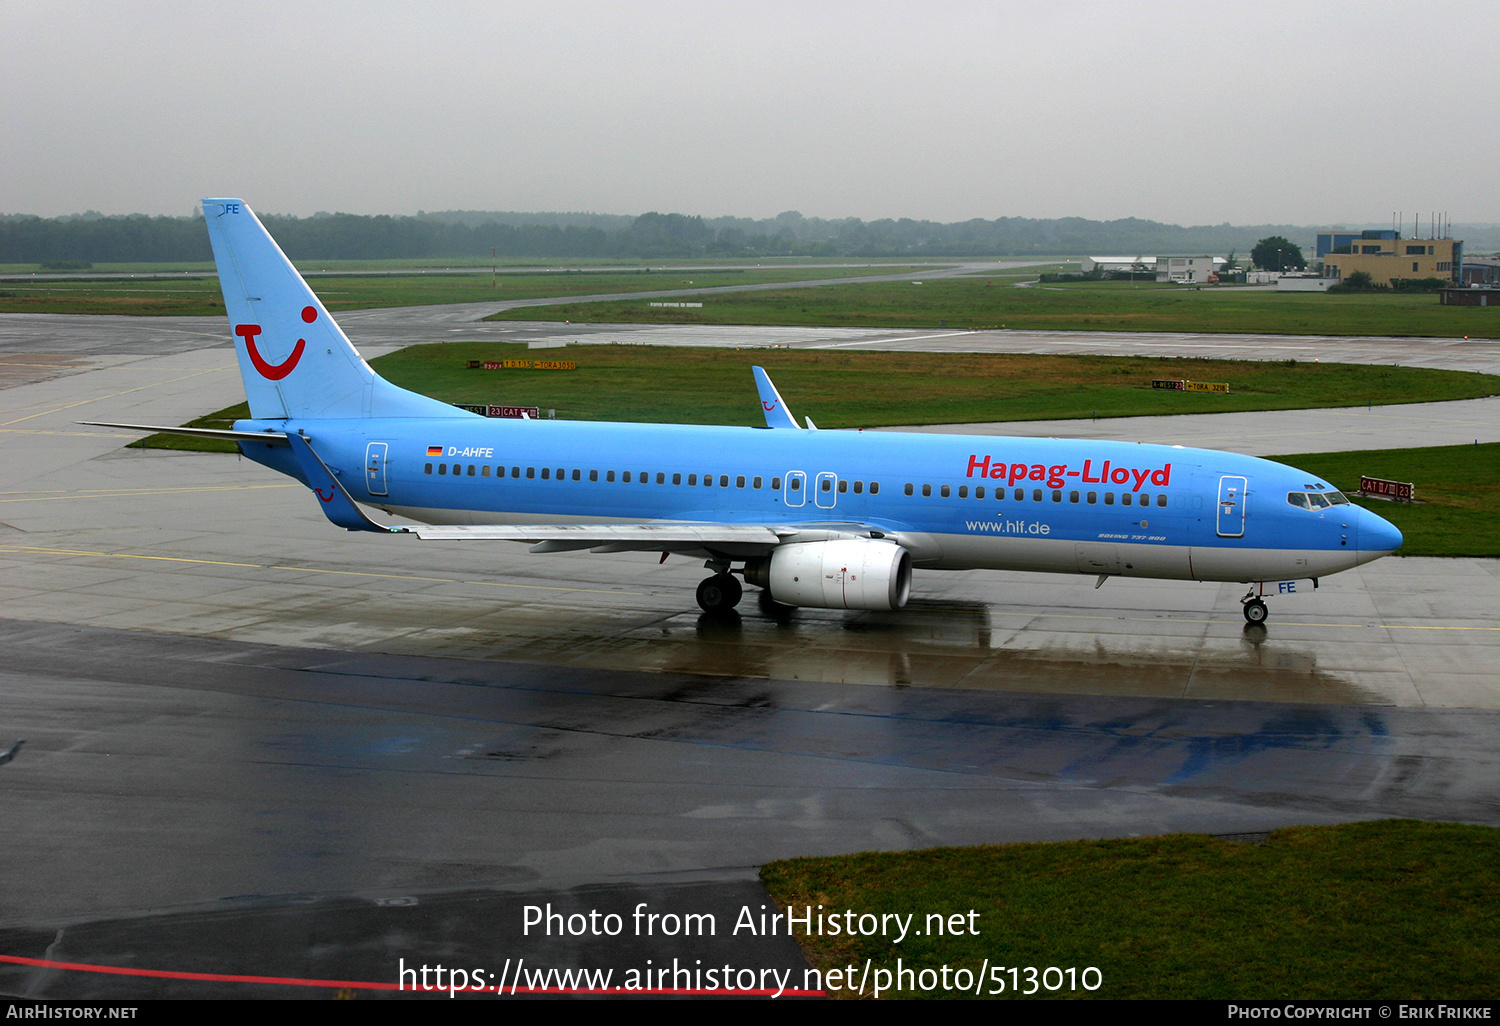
[4,0,1496,226]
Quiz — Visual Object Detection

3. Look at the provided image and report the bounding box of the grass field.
[0,265,926,316]
[1280,442,1500,557]
[760,820,1499,1000]
[486,277,1500,339]
[360,343,1500,427]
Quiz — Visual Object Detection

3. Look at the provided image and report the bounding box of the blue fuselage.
[237,415,1402,585]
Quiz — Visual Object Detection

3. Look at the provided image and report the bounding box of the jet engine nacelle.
[747,539,913,610]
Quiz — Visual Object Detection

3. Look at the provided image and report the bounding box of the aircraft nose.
[1358,506,1403,556]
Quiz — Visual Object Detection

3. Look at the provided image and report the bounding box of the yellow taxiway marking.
[0,545,261,568]
[971,611,1500,632]
[0,483,297,503]
[0,428,158,438]
[0,545,643,596]
[0,365,234,427]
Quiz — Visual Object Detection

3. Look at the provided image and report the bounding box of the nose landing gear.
[1241,591,1269,625]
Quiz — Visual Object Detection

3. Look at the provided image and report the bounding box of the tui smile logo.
[235,306,318,380]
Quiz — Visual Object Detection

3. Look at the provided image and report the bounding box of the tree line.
[0,207,1312,264]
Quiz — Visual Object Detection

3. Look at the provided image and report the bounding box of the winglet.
[752,366,800,429]
[284,432,397,533]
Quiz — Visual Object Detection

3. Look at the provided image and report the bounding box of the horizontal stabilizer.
[81,421,290,445]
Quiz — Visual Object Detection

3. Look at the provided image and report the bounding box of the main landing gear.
[1241,591,1269,625]
[696,570,743,612]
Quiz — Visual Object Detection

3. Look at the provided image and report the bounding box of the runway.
[2,308,1497,997]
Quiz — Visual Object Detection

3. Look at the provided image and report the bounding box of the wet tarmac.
[2,310,1498,998]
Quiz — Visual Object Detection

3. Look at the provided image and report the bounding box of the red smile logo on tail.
[235,306,317,380]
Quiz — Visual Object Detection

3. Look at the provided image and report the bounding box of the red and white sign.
[1360,476,1414,502]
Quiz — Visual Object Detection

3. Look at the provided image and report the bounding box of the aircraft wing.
[402,522,796,556]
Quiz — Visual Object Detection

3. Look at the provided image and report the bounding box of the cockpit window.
[1289,490,1351,510]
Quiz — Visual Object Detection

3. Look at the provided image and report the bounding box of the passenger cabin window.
[424,463,432,475]
[438,464,447,475]
[940,485,950,498]
[974,485,984,499]
[606,471,615,482]
[904,483,914,496]
[589,470,598,482]
[771,477,781,490]
[481,465,490,478]
[869,482,879,495]
[922,484,932,497]
[753,477,762,489]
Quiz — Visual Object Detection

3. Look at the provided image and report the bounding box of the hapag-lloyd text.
[967,455,1172,491]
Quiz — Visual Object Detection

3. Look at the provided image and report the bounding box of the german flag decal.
[426,445,443,457]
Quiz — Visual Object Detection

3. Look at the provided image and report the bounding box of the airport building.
[1315,229,1397,260]
[1461,254,1499,286]
[1154,255,1222,283]
[1323,236,1463,287]
[1081,256,1157,274]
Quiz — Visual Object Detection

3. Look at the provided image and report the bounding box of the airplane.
[86,199,1403,626]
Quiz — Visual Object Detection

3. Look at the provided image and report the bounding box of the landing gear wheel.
[1242,598,1268,625]
[696,573,743,612]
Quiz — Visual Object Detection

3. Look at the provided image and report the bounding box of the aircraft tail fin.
[200,198,464,422]
[751,366,801,429]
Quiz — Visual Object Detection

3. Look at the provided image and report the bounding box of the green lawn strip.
[486,278,1500,339]
[1279,442,1500,557]
[0,266,926,316]
[760,821,1499,1000]
[127,403,247,454]
[361,345,1498,428]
